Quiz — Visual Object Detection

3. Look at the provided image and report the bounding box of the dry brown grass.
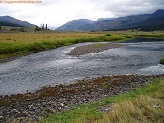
[92,89,164,123]
[0,32,104,43]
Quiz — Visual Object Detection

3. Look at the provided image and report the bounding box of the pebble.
[0,116,4,120]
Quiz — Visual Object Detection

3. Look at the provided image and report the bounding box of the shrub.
[105,34,112,36]
[160,57,164,64]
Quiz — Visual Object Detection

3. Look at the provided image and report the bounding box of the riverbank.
[0,74,164,123]
[45,78,164,123]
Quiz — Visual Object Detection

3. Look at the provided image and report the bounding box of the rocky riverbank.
[0,74,164,123]
[67,43,125,56]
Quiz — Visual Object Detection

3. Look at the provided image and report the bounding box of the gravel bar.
[67,43,125,56]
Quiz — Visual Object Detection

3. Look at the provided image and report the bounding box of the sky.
[0,0,164,28]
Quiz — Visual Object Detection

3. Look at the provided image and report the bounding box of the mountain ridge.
[0,16,36,27]
[56,9,164,31]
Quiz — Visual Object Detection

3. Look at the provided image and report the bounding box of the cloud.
[0,0,164,27]
[99,0,164,17]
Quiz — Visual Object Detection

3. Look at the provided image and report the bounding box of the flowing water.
[0,39,164,95]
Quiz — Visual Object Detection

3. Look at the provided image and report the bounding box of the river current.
[0,39,164,95]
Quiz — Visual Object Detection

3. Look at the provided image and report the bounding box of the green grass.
[0,38,75,54]
[101,79,163,104]
[43,103,102,123]
[41,78,164,123]
[160,57,164,64]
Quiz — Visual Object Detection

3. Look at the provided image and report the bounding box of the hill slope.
[56,19,95,31]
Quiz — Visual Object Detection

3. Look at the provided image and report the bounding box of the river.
[0,39,164,95]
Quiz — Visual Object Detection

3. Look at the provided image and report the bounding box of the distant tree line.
[35,24,48,31]
[10,28,26,32]
[0,26,26,32]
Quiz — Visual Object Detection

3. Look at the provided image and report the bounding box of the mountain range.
[1,9,164,31]
[0,16,36,27]
[56,9,164,31]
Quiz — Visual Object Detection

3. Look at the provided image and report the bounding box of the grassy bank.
[42,78,164,123]
[0,32,128,61]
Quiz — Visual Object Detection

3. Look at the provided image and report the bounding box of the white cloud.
[0,0,164,27]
